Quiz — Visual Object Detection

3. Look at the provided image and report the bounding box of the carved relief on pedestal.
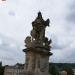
[40,56,49,72]
[25,53,30,70]
[36,55,40,69]
[31,54,36,70]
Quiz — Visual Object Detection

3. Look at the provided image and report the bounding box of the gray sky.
[0,0,75,65]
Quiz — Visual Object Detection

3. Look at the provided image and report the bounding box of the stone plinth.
[23,47,52,75]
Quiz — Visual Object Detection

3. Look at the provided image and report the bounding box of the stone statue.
[25,12,51,50]
[25,36,32,48]
[44,37,52,49]
[31,12,50,42]
[23,12,52,75]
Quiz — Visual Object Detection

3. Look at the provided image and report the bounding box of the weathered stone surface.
[24,12,52,50]
[23,12,52,75]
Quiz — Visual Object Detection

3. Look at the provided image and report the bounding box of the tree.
[62,64,74,75]
[49,63,59,75]
[0,62,5,75]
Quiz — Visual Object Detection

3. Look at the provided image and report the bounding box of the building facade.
[4,63,24,75]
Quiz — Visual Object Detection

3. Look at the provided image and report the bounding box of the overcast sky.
[0,0,75,65]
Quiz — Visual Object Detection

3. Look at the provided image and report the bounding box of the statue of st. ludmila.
[23,12,52,75]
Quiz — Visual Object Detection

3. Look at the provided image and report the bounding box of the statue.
[25,36,32,48]
[23,12,52,75]
[25,12,51,50]
[31,12,50,41]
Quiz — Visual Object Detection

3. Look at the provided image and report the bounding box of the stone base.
[23,48,52,75]
[24,70,51,75]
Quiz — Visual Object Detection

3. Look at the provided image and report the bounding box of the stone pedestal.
[23,47,52,75]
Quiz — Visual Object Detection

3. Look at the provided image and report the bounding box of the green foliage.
[49,63,59,75]
[62,64,74,75]
[0,62,5,75]
[49,63,74,75]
